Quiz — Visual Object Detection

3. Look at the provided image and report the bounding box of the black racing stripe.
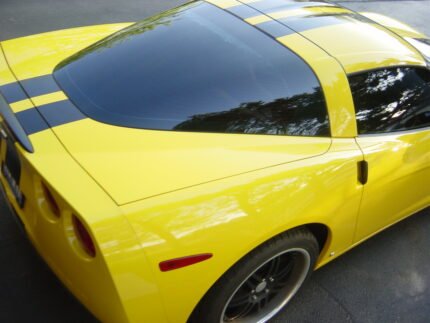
[38,100,86,128]
[15,108,50,135]
[15,100,86,135]
[227,4,260,19]
[279,14,352,33]
[20,74,60,98]
[256,20,294,38]
[0,74,61,105]
[245,0,332,12]
[241,0,351,34]
[244,0,295,12]
[0,82,27,103]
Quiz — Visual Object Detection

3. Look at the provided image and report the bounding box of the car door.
[349,66,430,242]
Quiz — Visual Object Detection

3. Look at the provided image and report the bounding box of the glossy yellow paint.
[0,131,162,323]
[51,118,331,204]
[0,5,429,323]
[277,33,357,138]
[268,7,350,21]
[360,12,427,39]
[244,5,343,26]
[300,22,426,74]
[354,130,430,241]
[10,91,67,113]
[9,99,34,113]
[240,0,264,3]
[121,138,365,322]
[205,0,241,9]
[243,3,427,74]
[32,91,68,108]
[1,23,133,79]
[0,44,17,85]
[246,5,348,26]
[245,15,272,25]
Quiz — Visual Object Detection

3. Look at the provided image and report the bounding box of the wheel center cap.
[255,281,267,293]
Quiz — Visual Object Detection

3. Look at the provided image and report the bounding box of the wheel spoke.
[227,301,255,320]
[240,301,256,317]
[270,281,288,293]
[270,285,282,294]
[222,249,311,323]
[251,272,264,282]
[256,296,270,313]
[228,293,249,307]
[266,256,281,277]
[245,279,258,290]
[272,259,294,280]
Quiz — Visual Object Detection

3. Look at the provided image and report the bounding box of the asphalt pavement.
[0,0,430,322]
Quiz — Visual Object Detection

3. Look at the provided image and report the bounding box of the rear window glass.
[54,2,329,137]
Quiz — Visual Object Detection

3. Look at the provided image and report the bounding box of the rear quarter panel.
[0,130,154,323]
[122,138,364,323]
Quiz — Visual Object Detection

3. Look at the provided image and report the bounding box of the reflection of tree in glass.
[173,88,329,136]
[350,67,430,134]
[56,2,196,69]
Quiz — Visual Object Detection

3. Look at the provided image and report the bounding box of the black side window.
[349,67,430,134]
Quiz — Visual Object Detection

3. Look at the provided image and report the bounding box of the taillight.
[72,215,96,257]
[42,182,60,217]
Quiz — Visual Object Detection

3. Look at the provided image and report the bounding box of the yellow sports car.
[0,0,429,322]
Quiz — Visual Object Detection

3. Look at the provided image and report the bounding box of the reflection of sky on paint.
[405,37,430,61]
[169,196,247,239]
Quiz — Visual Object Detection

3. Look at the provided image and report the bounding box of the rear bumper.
[0,137,167,323]
[0,163,130,322]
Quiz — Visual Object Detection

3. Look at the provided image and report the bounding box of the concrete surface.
[0,0,429,322]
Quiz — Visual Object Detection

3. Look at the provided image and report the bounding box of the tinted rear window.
[54,2,329,136]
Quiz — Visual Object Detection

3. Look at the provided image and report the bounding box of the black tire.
[189,228,319,323]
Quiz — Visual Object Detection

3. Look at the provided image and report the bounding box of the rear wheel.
[189,228,319,323]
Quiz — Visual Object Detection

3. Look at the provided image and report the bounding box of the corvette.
[0,0,429,322]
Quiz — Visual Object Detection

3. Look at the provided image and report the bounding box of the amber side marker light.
[159,254,213,272]
[72,215,96,258]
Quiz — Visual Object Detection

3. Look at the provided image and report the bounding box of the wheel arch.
[187,222,331,322]
[304,223,330,253]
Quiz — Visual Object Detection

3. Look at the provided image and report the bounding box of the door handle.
[358,160,368,185]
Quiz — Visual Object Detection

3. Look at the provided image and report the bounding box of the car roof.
[206,0,427,74]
